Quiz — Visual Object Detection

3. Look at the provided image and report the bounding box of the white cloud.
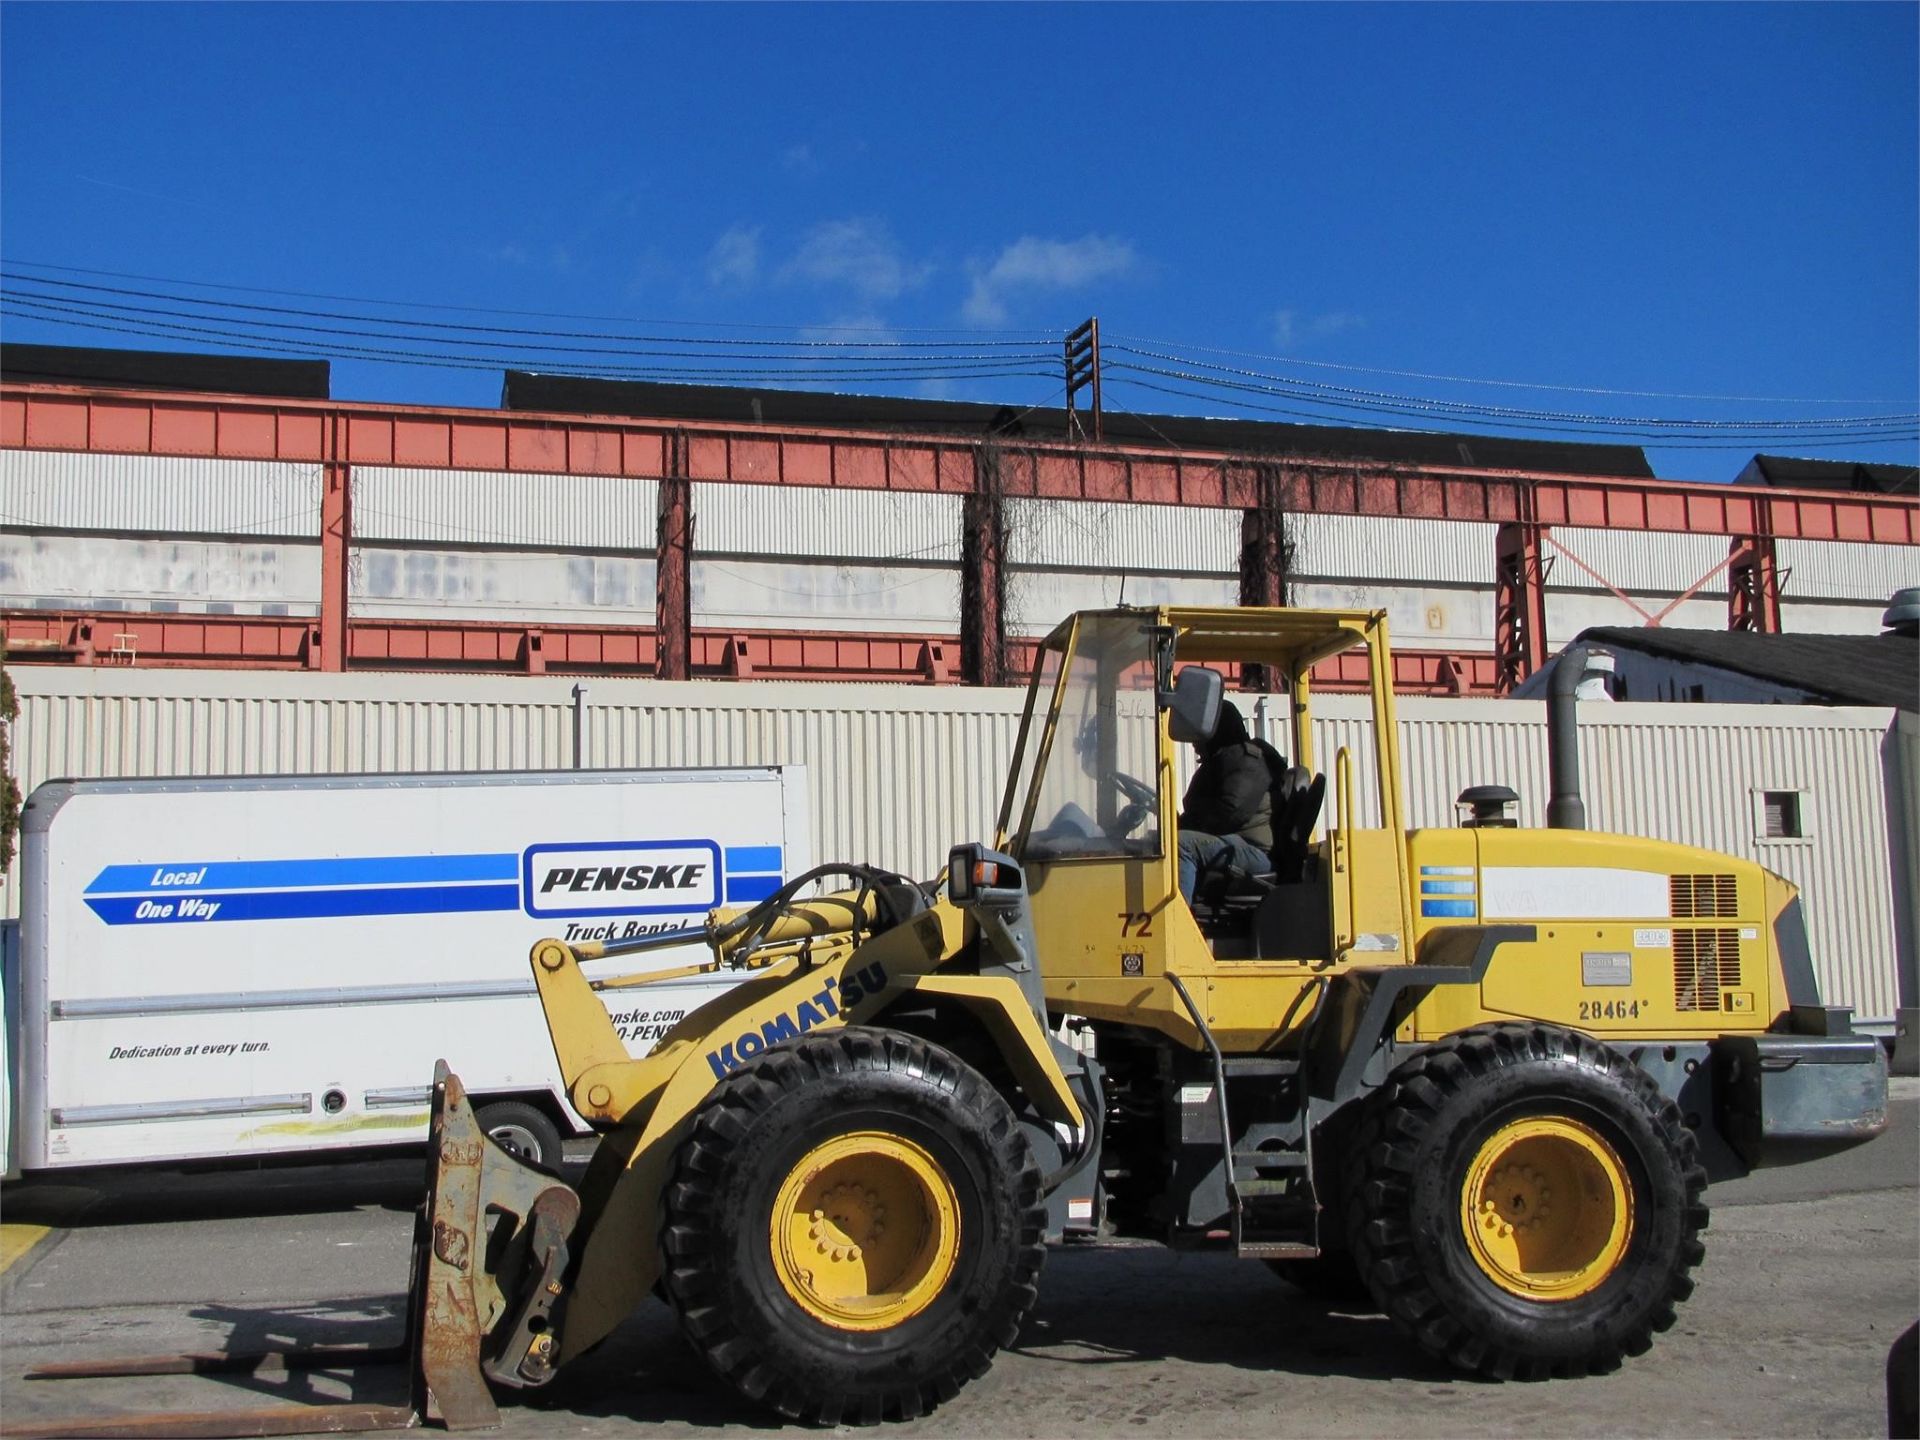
[1273,308,1366,349]
[962,235,1138,326]
[485,241,572,275]
[799,314,894,345]
[706,226,762,288]
[779,218,932,302]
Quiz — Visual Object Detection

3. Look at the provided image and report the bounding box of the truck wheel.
[475,1100,564,1171]
[1345,1022,1707,1379]
[662,1027,1046,1425]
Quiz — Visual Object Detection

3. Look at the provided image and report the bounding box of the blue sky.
[2,2,1915,481]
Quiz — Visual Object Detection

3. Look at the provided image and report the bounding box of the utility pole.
[1063,318,1102,443]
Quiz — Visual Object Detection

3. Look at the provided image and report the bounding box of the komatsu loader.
[31,607,1889,1433]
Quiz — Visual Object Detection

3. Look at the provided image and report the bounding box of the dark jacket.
[1177,704,1278,850]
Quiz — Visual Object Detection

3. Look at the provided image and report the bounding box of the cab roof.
[1053,605,1386,675]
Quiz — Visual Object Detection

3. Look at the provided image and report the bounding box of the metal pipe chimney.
[1546,646,1590,829]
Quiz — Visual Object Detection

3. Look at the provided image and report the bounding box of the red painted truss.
[0,610,1503,696]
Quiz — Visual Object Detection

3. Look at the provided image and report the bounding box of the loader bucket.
[416,1062,583,1411]
[17,1064,581,1438]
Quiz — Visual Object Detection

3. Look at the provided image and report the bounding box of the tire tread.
[662,1026,1045,1424]
[1342,1021,1709,1381]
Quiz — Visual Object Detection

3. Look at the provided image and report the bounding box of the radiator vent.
[1674,928,1742,1012]
[1671,873,1739,919]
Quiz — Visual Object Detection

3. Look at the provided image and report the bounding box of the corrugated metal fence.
[5,667,1905,1024]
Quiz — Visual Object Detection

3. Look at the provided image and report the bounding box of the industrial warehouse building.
[1,344,1915,1033]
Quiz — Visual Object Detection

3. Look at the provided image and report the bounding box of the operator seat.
[1267,768,1326,884]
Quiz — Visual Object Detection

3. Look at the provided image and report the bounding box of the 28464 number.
[1578,998,1645,1021]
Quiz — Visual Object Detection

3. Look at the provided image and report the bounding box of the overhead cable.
[1102,373,1919,451]
[1,257,1064,337]
[0,298,1055,385]
[1106,329,1908,407]
[1106,347,1918,433]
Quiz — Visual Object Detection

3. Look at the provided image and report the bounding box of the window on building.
[1761,790,1805,840]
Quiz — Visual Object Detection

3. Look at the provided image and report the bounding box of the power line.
[0,275,1055,359]
[0,298,1058,386]
[1105,329,1908,407]
[3,261,1912,456]
[1,257,1065,338]
[1103,360,1917,440]
[1101,373,1919,451]
[1105,347,1917,432]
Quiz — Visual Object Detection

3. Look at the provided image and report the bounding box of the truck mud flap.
[13,1065,579,1438]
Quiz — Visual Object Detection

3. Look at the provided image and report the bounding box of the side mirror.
[947,843,1024,906]
[1164,666,1223,746]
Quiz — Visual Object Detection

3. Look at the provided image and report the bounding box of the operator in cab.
[1176,701,1277,900]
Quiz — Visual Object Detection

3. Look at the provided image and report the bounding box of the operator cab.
[997,607,1388,962]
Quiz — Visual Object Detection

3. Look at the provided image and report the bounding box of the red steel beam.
[0,610,1505,695]
[5,382,1914,543]
[655,435,692,682]
[318,413,350,671]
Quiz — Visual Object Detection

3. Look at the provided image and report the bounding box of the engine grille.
[1674,927,1742,1012]
[1671,873,1739,919]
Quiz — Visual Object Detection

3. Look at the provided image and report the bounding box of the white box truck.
[3,766,809,1176]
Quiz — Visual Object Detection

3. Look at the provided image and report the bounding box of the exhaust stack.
[1546,645,1613,829]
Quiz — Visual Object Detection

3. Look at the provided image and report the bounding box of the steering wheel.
[1107,770,1157,839]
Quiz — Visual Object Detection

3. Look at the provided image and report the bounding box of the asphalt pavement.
[1,1085,1914,1438]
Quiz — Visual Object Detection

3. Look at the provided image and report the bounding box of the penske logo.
[705,963,889,1080]
[523,840,722,919]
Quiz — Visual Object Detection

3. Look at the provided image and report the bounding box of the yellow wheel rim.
[769,1130,961,1332]
[1459,1116,1634,1301]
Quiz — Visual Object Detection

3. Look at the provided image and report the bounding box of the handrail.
[1333,746,1355,956]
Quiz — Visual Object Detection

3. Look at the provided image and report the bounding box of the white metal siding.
[1779,539,1918,605]
[1547,526,1731,597]
[1292,515,1489,589]
[692,558,960,634]
[352,547,658,624]
[1284,517,1737,597]
[353,468,658,550]
[1008,498,1239,575]
[0,533,320,615]
[3,670,1902,1024]
[697,483,962,564]
[0,451,321,538]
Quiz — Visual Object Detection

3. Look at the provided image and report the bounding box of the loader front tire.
[1346,1022,1707,1380]
[662,1027,1046,1425]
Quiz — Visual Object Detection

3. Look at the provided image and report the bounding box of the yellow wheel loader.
[31,607,1889,1433]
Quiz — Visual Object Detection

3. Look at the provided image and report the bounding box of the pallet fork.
[11,1065,577,1439]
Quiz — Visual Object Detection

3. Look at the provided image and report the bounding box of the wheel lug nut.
[811,1209,824,1221]
[849,1246,862,1261]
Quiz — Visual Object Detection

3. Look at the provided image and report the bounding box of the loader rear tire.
[662,1027,1046,1425]
[1345,1022,1708,1380]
